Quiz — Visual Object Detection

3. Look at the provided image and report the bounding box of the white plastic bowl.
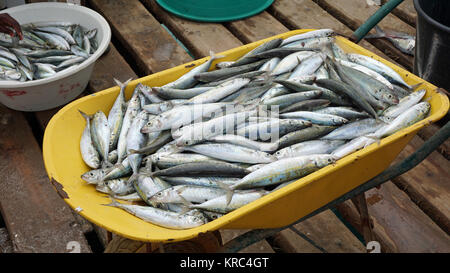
[0,2,111,111]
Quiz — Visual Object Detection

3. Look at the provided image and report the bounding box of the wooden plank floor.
[0,0,447,253]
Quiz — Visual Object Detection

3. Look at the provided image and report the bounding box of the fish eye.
[90,173,94,176]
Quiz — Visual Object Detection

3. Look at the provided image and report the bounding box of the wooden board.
[219,230,275,253]
[225,11,289,43]
[0,105,91,253]
[314,0,415,70]
[268,0,397,65]
[337,182,450,253]
[144,0,243,59]
[89,0,192,75]
[392,136,450,234]
[271,210,365,253]
[381,0,417,27]
[0,228,13,253]
[417,124,450,160]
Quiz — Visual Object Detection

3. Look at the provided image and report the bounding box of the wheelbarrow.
[42,0,449,253]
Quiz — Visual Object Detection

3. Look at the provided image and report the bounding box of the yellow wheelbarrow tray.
[42,29,449,243]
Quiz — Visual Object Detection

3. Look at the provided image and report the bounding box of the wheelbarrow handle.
[218,120,450,253]
[351,0,405,43]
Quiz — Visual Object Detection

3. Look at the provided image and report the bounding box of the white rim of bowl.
[0,2,111,88]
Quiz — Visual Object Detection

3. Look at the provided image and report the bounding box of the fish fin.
[128,149,142,155]
[78,109,93,120]
[216,181,234,206]
[210,50,225,61]
[151,87,161,94]
[102,196,120,207]
[179,205,193,214]
[101,161,113,169]
[178,195,193,207]
[364,135,381,146]
[408,82,423,91]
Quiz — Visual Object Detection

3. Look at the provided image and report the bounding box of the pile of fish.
[79,29,430,230]
[0,21,97,81]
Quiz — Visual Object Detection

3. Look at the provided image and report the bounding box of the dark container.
[414,0,450,91]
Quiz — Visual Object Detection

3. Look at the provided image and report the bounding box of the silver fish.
[104,198,208,229]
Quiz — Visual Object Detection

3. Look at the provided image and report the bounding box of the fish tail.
[365,25,386,39]
[113,77,133,90]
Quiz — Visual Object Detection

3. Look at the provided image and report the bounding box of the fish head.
[314,154,337,168]
[381,90,399,105]
[274,149,288,159]
[148,188,172,203]
[81,169,105,183]
[141,118,161,133]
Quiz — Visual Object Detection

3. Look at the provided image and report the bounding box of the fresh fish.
[90,111,110,166]
[194,59,266,83]
[346,53,411,89]
[365,26,415,55]
[106,177,134,196]
[289,53,324,79]
[149,185,228,205]
[210,134,279,152]
[126,110,149,174]
[315,78,378,118]
[35,26,76,45]
[270,51,316,76]
[163,51,222,89]
[372,102,430,139]
[33,31,70,50]
[141,103,228,133]
[263,90,323,109]
[117,85,141,162]
[314,106,370,120]
[152,153,223,169]
[182,143,277,164]
[281,29,335,46]
[152,86,213,100]
[258,57,281,72]
[282,37,334,49]
[321,118,385,140]
[151,162,251,178]
[160,176,239,188]
[382,89,426,119]
[275,140,345,159]
[236,119,312,140]
[81,168,110,184]
[108,78,129,150]
[276,125,337,149]
[173,110,258,146]
[280,111,348,126]
[229,154,336,190]
[332,136,377,159]
[104,198,208,229]
[229,38,282,67]
[280,99,330,113]
[79,110,101,169]
[188,190,269,214]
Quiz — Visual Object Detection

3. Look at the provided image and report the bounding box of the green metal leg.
[351,0,405,43]
[217,121,450,253]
